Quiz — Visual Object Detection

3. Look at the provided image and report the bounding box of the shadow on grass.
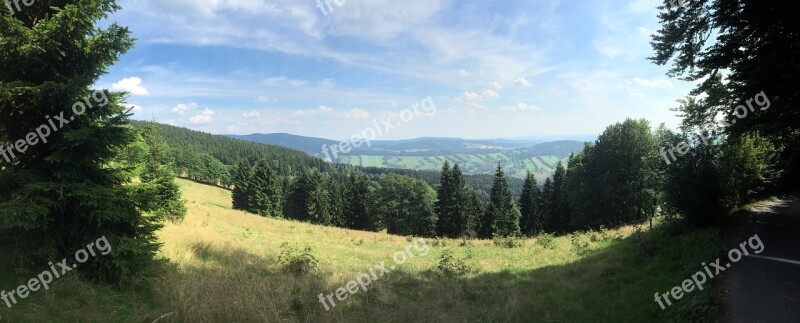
[0,222,722,323]
[140,223,722,323]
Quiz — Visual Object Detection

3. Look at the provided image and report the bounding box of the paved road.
[724,194,800,323]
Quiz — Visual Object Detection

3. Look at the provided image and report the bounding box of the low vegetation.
[0,179,723,322]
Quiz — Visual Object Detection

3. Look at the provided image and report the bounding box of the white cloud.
[459,91,482,102]
[513,77,531,88]
[242,111,261,118]
[483,89,500,99]
[171,103,199,115]
[504,102,541,112]
[189,108,215,124]
[255,95,271,103]
[458,69,472,78]
[112,77,149,96]
[456,89,500,102]
[345,108,370,119]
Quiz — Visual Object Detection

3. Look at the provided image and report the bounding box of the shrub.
[278,243,319,275]
[437,249,471,276]
[493,236,524,248]
[536,232,556,249]
[571,232,591,257]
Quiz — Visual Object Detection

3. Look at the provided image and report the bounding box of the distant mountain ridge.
[228,133,588,179]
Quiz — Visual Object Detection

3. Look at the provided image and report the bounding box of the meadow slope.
[0,179,722,322]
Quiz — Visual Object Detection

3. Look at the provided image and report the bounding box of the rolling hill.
[229,133,588,179]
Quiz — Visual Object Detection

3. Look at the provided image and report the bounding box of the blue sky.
[97,0,693,140]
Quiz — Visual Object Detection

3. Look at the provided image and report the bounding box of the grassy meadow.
[0,178,722,322]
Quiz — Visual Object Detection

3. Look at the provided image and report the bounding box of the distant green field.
[337,152,570,180]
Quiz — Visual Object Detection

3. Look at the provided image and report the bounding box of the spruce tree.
[231,160,254,211]
[435,162,470,238]
[434,161,452,235]
[344,173,373,230]
[519,171,542,235]
[250,159,282,217]
[541,177,556,233]
[552,161,570,233]
[0,0,160,282]
[139,126,186,222]
[483,164,521,237]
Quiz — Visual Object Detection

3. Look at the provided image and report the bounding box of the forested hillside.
[131,121,522,197]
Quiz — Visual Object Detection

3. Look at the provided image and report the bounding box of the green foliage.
[570,233,591,257]
[437,249,471,276]
[0,0,161,283]
[518,171,543,236]
[493,236,524,248]
[536,232,556,250]
[284,170,329,224]
[249,159,283,217]
[566,119,661,229]
[343,172,375,230]
[138,126,187,222]
[435,162,472,238]
[369,174,438,237]
[277,242,319,275]
[480,164,521,238]
[651,0,800,190]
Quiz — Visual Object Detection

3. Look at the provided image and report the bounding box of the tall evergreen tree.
[284,170,331,225]
[250,159,282,217]
[138,126,186,222]
[435,162,470,238]
[541,177,556,233]
[481,164,521,238]
[465,189,485,238]
[519,171,542,235]
[551,161,570,233]
[0,0,160,282]
[343,173,374,230]
[231,160,254,211]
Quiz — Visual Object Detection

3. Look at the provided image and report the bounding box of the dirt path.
[724,194,800,323]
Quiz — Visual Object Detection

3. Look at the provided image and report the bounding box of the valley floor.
[1,179,723,322]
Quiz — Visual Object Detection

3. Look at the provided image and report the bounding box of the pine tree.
[519,171,542,235]
[139,126,186,222]
[435,161,452,235]
[465,190,484,238]
[231,160,254,211]
[435,162,470,238]
[285,170,330,225]
[482,164,521,238]
[541,177,556,233]
[250,159,282,217]
[552,161,570,233]
[0,0,160,282]
[344,173,373,230]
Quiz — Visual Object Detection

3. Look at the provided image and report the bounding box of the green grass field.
[0,179,722,322]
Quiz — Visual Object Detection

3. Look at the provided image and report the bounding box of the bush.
[278,243,319,275]
[437,249,471,276]
[493,236,524,248]
[571,232,591,257]
[536,232,556,249]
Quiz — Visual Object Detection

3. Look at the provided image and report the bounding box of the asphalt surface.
[724,194,800,323]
